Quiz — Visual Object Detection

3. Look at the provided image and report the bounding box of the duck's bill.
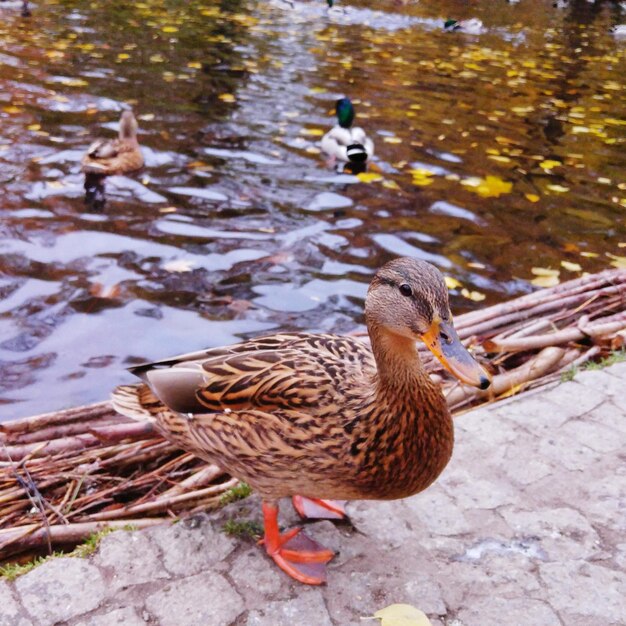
[420,321,491,390]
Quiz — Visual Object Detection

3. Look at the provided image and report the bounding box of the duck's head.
[118,110,139,140]
[444,19,459,30]
[335,97,355,129]
[366,257,491,390]
[327,0,334,7]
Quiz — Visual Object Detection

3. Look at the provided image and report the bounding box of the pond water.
[0,0,624,419]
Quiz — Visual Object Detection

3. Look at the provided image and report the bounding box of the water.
[0,0,624,419]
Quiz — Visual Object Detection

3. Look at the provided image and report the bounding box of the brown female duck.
[111,257,490,585]
[81,110,143,176]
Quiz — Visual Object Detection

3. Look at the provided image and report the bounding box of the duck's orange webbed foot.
[292,495,347,520]
[261,501,334,585]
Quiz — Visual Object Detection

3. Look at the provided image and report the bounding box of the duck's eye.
[399,283,413,297]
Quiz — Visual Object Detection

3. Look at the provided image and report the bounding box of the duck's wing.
[85,138,122,159]
[116,333,374,417]
[82,138,143,174]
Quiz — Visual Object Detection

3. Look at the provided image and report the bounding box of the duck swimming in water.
[111,257,490,585]
[81,110,144,209]
[320,97,374,171]
[443,18,485,34]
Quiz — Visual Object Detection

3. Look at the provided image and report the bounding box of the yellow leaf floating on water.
[525,193,540,202]
[461,175,512,198]
[561,260,582,272]
[461,288,486,301]
[218,93,236,103]
[606,254,626,269]
[539,159,561,171]
[299,128,324,137]
[531,267,560,287]
[373,604,433,626]
[444,276,462,290]
[162,25,179,33]
[382,180,400,190]
[356,172,383,183]
[546,184,569,193]
[383,137,402,144]
[410,168,434,187]
[531,267,559,277]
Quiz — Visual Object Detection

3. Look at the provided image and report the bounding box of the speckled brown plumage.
[111,257,489,504]
[81,110,143,175]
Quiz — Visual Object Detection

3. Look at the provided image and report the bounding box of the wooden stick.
[0,422,156,462]
[0,519,166,559]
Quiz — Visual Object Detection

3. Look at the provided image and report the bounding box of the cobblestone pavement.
[2,364,625,626]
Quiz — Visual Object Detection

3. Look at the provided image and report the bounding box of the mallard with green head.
[320,97,374,168]
[111,257,490,585]
[443,18,485,34]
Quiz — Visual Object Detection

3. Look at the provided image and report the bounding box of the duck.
[81,110,144,209]
[443,18,485,34]
[81,110,144,176]
[320,97,374,169]
[611,24,626,37]
[111,257,491,585]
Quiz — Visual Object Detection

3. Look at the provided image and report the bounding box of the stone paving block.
[558,417,624,453]
[499,383,605,427]
[536,428,600,471]
[454,406,520,447]
[246,590,332,626]
[93,529,168,591]
[229,546,285,603]
[499,506,601,561]
[574,368,624,397]
[440,553,542,610]
[16,558,105,625]
[584,399,626,434]
[74,606,146,626]
[605,361,626,377]
[455,596,561,626]
[145,571,243,626]
[403,489,475,537]
[349,500,417,549]
[438,467,519,510]
[491,395,575,430]
[570,473,626,532]
[0,581,31,626]
[146,516,236,577]
[324,539,446,624]
[539,561,626,623]
[497,440,557,486]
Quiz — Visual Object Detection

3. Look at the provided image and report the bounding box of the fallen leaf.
[546,184,569,193]
[461,175,512,198]
[218,93,236,103]
[300,128,324,136]
[531,275,560,287]
[461,288,486,301]
[525,193,540,202]
[373,604,433,626]
[444,276,462,289]
[356,172,383,183]
[531,267,559,277]
[606,253,626,269]
[561,260,582,272]
[539,159,562,171]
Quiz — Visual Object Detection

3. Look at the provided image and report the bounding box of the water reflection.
[0,0,624,418]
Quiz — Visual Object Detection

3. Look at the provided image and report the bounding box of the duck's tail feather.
[346,143,368,163]
[111,384,161,422]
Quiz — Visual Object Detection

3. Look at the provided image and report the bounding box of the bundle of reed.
[1,268,624,561]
